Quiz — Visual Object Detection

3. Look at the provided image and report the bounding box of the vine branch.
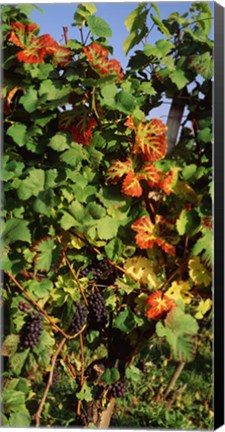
[77,333,85,416]
[6,272,86,340]
[35,337,67,427]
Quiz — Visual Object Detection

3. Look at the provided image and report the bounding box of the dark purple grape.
[110,380,126,398]
[70,303,88,334]
[76,412,92,426]
[20,313,43,349]
[18,302,31,312]
[79,259,116,282]
[88,292,108,328]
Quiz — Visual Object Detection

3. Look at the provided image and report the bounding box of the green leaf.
[3,219,31,245]
[156,307,199,362]
[60,144,86,167]
[176,209,200,237]
[113,309,136,333]
[28,279,53,299]
[101,367,120,385]
[7,123,27,147]
[156,39,174,56]
[170,69,189,90]
[60,211,78,231]
[100,83,118,107]
[104,238,123,261]
[144,44,162,58]
[115,90,136,114]
[33,237,61,273]
[2,335,20,357]
[151,3,161,19]
[192,229,212,266]
[182,164,197,181]
[125,364,141,381]
[188,52,212,80]
[9,349,30,375]
[2,156,25,181]
[86,202,106,219]
[76,382,93,402]
[29,63,53,80]
[97,216,118,240]
[8,412,31,427]
[123,31,139,56]
[150,14,170,38]
[17,169,45,200]
[86,15,112,37]
[48,133,71,152]
[20,87,38,113]
[197,127,212,143]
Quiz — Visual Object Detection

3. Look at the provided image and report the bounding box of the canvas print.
[2,1,214,428]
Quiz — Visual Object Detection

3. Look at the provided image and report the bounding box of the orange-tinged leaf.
[134,134,167,162]
[124,116,135,130]
[132,215,175,255]
[106,158,132,183]
[83,43,123,79]
[159,167,180,195]
[131,119,167,162]
[8,22,39,48]
[146,290,176,320]
[122,172,142,197]
[4,86,25,115]
[139,162,160,187]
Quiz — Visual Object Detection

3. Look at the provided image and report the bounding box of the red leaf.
[146,290,176,320]
[8,22,39,48]
[106,158,133,183]
[139,162,161,187]
[124,116,135,130]
[4,86,25,115]
[83,43,123,79]
[132,215,175,255]
[122,171,142,197]
[132,119,167,162]
[158,168,179,195]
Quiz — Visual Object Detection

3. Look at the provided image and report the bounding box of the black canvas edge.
[214,2,225,430]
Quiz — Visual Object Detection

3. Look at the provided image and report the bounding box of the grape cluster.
[88,292,108,328]
[70,303,88,334]
[76,412,92,426]
[20,313,43,349]
[110,380,126,398]
[80,259,116,282]
[18,302,31,312]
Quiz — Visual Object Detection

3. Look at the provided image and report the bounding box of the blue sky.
[30,2,214,120]
[30,2,214,69]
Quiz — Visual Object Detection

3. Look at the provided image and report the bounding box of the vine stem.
[63,26,68,44]
[64,253,88,307]
[162,361,186,399]
[77,333,85,416]
[6,272,86,340]
[35,337,67,427]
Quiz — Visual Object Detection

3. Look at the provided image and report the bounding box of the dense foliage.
[2,2,213,428]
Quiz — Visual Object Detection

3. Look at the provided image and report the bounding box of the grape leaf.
[156,307,199,362]
[86,15,112,37]
[7,123,27,147]
[3,219,31,245]
[97,216,118,240]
